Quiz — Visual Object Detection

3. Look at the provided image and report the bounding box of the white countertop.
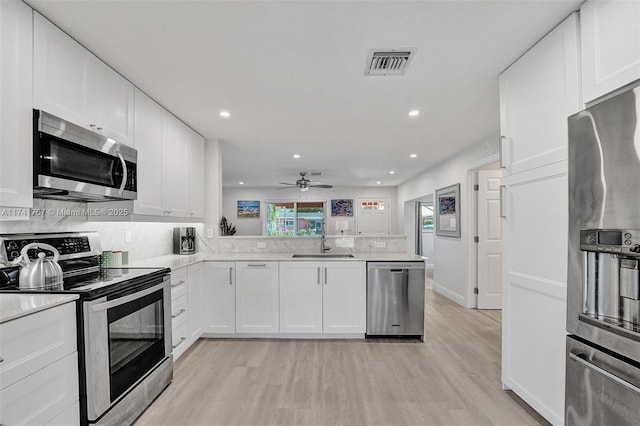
[0,293,79,324]
[126,253,427,270]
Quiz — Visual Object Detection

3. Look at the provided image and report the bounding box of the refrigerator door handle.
[569,352,640,396]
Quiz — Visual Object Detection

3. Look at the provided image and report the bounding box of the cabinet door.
[235,262,279,333]
[133,89,165,216]
[499,13,580,175]
[323,261,366,334]
[163,116,188,217]
[187,262,204,340]
[33,12,88,127]
[581,0,640,103]
[279,262,323,333]
[186,128,205,219]
[86,56,135,146]
[203,262,236,334]
[0,0,33,210]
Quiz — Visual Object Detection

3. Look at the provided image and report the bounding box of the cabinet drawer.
[170,268,188,299]
[46,400,79,426]
[171,294,187,319]
[172,322,188,349]
[0,352,79,426]
[0,302,76,390]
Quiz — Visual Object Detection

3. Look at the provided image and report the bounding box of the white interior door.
[356,198,389,235]
[477,170,503,309]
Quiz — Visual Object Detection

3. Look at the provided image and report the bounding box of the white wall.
[222,185,398,236]
[397,138,498,307]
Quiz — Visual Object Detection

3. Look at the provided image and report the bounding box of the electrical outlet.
[207,228,214,238]
[124,231,132,243]
[375,241,386,248]
[257,242,267,249]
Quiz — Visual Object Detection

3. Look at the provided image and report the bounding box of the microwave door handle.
[116,152,127,194]
[91,281,166,312]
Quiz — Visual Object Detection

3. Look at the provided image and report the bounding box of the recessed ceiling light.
[239,181,244,185]
[410,154,417,158]
[219,111,231,118]
[389,170,395,174]
[409,110,420,117]
[293,154,301,159]
[376,181,382,185]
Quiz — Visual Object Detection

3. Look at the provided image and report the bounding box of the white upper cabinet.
[132,89,165,216]
[499,13,581,175]
[0,0,33,211]
[163,115,188,218]
[580,0,640,103]
[33,13,134,146]
[186,127,205,219]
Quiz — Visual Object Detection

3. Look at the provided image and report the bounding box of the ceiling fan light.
[300,186,309,192]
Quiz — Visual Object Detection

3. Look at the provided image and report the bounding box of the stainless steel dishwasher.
[366,261,425,336]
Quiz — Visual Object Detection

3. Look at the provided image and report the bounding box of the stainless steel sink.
[292,253,355,258]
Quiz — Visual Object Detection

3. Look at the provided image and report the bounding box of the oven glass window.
[107,289,166,401]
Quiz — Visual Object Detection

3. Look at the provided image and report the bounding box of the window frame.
[263,200,326,237]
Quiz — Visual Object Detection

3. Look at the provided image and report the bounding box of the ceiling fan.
[278,172,333,192]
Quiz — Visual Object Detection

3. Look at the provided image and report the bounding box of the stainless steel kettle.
[12,243,64,290]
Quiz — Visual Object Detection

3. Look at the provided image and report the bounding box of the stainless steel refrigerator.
[567,84,640,425]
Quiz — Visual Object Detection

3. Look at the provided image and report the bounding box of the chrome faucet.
[320,219,331,253]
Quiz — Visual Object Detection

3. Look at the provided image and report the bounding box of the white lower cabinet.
[235,261,279,334]
[322,261,366,334]
[0,301,79,426]
[279,261,366,335]
[279,262,323,333]
[203,262,236,334]
[170,267,189,360]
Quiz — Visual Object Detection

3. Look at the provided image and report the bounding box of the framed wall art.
[331,199,354,216]
[435,183,460,238]
[237,200,260,218]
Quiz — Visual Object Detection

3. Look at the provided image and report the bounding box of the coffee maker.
[173,227,196,255]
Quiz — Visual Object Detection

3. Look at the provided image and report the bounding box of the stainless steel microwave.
[33,109,137,201]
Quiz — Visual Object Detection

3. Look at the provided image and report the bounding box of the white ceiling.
[27,0,582,188]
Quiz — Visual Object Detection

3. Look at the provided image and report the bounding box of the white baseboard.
[432,280,467,307]
[502,377,563,426]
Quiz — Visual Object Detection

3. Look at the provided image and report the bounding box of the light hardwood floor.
[136,290,548,426]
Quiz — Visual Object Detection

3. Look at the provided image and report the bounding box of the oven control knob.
[631,245,640,254]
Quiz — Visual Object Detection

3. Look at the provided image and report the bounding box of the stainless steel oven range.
[0,232,172,426]
[567,84,640,425]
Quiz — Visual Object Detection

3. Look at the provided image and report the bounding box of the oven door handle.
[91,281,166,312]
[569,352,640,396]
[116,152,127,195]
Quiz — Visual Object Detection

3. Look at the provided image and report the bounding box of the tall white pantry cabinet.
[500,2,640,424]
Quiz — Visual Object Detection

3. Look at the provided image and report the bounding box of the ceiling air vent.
[365,48,416,76]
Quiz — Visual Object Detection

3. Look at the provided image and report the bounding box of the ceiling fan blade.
[309,184,333,188]
[278,182,296,185]
[276,186,298,190]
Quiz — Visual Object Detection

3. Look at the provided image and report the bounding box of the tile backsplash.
[0,199,204,262]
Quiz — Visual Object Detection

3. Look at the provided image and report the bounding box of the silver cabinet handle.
[172,337,187,349]
[171,308,186,319]
[317,267,321,284]
[500,185,507,219]
[324,267,327,285]
[171,280,186,287]
[247,263,266,267]
[229,267,233,285]
[499,136,510,169]
[570,352,640,396]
